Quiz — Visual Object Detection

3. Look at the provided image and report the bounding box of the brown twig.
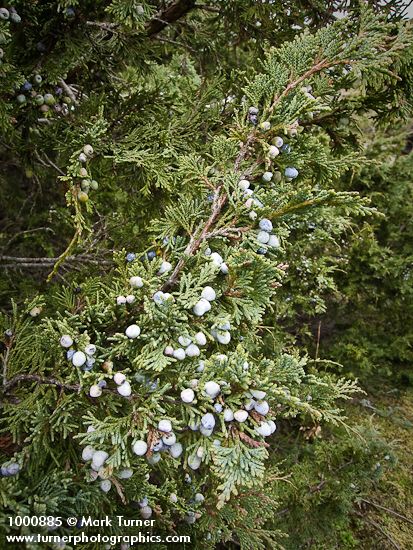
[2,227,55,252]
[161,135,255,291]
[34,151,65,176]
[0,255,113,269]
[1,337,13,388]
[154,36,196,53]
[195,4,220,12]
[2,374,81,393]
[309,477,326,493]
[269,58,352,114]
[86,21,118,32]
[315,320,321,360]
[146,0,197,36]
[238,430,270,448]
[58,78,80,106]
[205,226,250,239]
[359,499,413,526]
[1,262,61,269]
[88,1,211,39]
[111,476,127,505]
[356,512,401,550]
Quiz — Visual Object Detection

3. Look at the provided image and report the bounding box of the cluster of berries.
[0,6,21,23]
[256,218,280,254]
[60,334,97,371]
[164,330,207,360]
[76,145,98,203]
[14,74,74,119]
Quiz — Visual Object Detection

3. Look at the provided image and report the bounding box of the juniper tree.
[1,2,413,549]
[314,126,413,380]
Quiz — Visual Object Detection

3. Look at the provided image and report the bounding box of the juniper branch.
[146,0,197,36]
[86,21,118,31]
[1,340,12,388]
[269,58,352,114]
[2,374,121,397]
[58,78,80,106]
[34,151,65,176]
[2,374,81,393]
[161,134,255,291]
[0,255,113,270]
[205,226,250,239]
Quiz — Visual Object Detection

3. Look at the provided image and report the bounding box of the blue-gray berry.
[259,218,273,232]
[285,167,299,179]
[152,440,164,452]
[2,462,20,476]
[10,11,21,23]
[201,413,215,430]
[21,81,32,92]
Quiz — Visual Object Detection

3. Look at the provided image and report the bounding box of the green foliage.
[0,1,413,548]
[269,420,395,549]
[318,126,413,378]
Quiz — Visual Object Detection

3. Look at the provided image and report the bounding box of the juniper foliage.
[0,1,412,548]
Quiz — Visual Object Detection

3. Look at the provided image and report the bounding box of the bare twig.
[34,151,65,176]
[58,78,79,106]
[359,499,413,526]
[3,227,55,252]
[195,4,220,13]
[0,255,113,269]
[0,256,56,263]
[315,320,321,360]
[154,36,196,53]
[36,118,53,125]
[356,513,401,550]
[111,477,127,505]
[274,508,289,517]
[146,0,197,36]
[238,430,270,448]
[309,477,327,493]
[86,21,118,32]
[87,1,212,39]
[1,339,12,387]
[1,262,60,269]
[205,226,250,239]
[2,374,81,393]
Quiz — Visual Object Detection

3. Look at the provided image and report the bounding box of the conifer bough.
[1,2,412,547]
